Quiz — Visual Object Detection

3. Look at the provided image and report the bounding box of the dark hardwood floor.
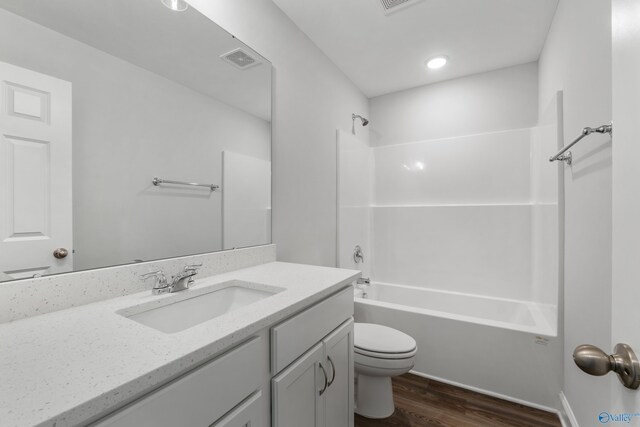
[354,374,562,427]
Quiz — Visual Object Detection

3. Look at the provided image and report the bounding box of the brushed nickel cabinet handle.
[318,363,329,396]
[327,356,336,387]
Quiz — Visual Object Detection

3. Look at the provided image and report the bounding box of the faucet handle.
[184,263,202,272]
[181,263,202,288]
[140,270,165,280]
[140,270,168,290]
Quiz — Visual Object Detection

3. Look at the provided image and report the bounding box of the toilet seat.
[355,346,417,359]
[354,323,417,359]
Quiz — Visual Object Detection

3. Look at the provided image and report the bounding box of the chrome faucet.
[355,277,371,298]
[356,277,370,286]
[140,263,202,295]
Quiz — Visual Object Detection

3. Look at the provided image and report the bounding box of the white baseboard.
[408,370,559,414]
[558,391,579,427]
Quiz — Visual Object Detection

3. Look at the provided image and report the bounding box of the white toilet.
[354,323,417,419]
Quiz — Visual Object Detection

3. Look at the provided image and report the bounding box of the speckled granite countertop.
[0,262,360,427]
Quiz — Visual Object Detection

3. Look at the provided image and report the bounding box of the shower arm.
[352,113,369,135]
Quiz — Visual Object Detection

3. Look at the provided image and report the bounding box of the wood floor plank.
[354,374,562,427]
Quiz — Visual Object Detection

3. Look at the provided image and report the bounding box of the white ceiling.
[0,0,272,120]
[272,0,558,98]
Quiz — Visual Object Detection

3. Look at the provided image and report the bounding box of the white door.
[0,61,72,280]
[611,0,640,418]
[272,343,324,427]
[323,319,354,427]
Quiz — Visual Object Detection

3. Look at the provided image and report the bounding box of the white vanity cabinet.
[91,286,354,427]
[92,335,269,427]
[271,287,354,427]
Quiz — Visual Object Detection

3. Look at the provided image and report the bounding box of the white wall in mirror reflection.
[0,6,271,280]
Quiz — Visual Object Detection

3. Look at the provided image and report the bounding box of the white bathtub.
[354,281,562,411]
[355,281,557,336]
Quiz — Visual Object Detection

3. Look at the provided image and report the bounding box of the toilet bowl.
[354,323,417,419]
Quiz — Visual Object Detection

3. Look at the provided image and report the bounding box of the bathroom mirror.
[0,0,272,282]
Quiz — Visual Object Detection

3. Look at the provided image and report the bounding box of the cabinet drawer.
[93,337,262,427]
[210,390,265,427]
[271,286,352,374]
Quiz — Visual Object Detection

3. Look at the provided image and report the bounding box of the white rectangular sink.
[119,280,283,333]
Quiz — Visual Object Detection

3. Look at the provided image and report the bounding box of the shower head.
[352,113,369,134]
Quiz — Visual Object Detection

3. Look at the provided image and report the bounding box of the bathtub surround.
[372,203,533,300]
[371,126,559,306]
[339,124,560,308]
[0,244,276,323]
[358,62,559,308]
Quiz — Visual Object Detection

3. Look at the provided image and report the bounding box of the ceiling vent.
[379,0,425,15]
[220,48,261,70]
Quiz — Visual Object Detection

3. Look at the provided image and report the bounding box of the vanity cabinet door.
[323,319,354,427]
[272,343,325,427]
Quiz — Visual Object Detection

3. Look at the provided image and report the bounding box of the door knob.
[53,248,69,259]
[573,343,640,389]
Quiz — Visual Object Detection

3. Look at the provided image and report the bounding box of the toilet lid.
[354,323,417,355]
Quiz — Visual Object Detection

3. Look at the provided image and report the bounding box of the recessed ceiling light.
[426,56,448,70]
[161,0,189,12]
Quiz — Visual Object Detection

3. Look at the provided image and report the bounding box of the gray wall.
[369,62,539,146]
[0,9,271,270]
[190,0,371,268]
[538,0,613,423]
